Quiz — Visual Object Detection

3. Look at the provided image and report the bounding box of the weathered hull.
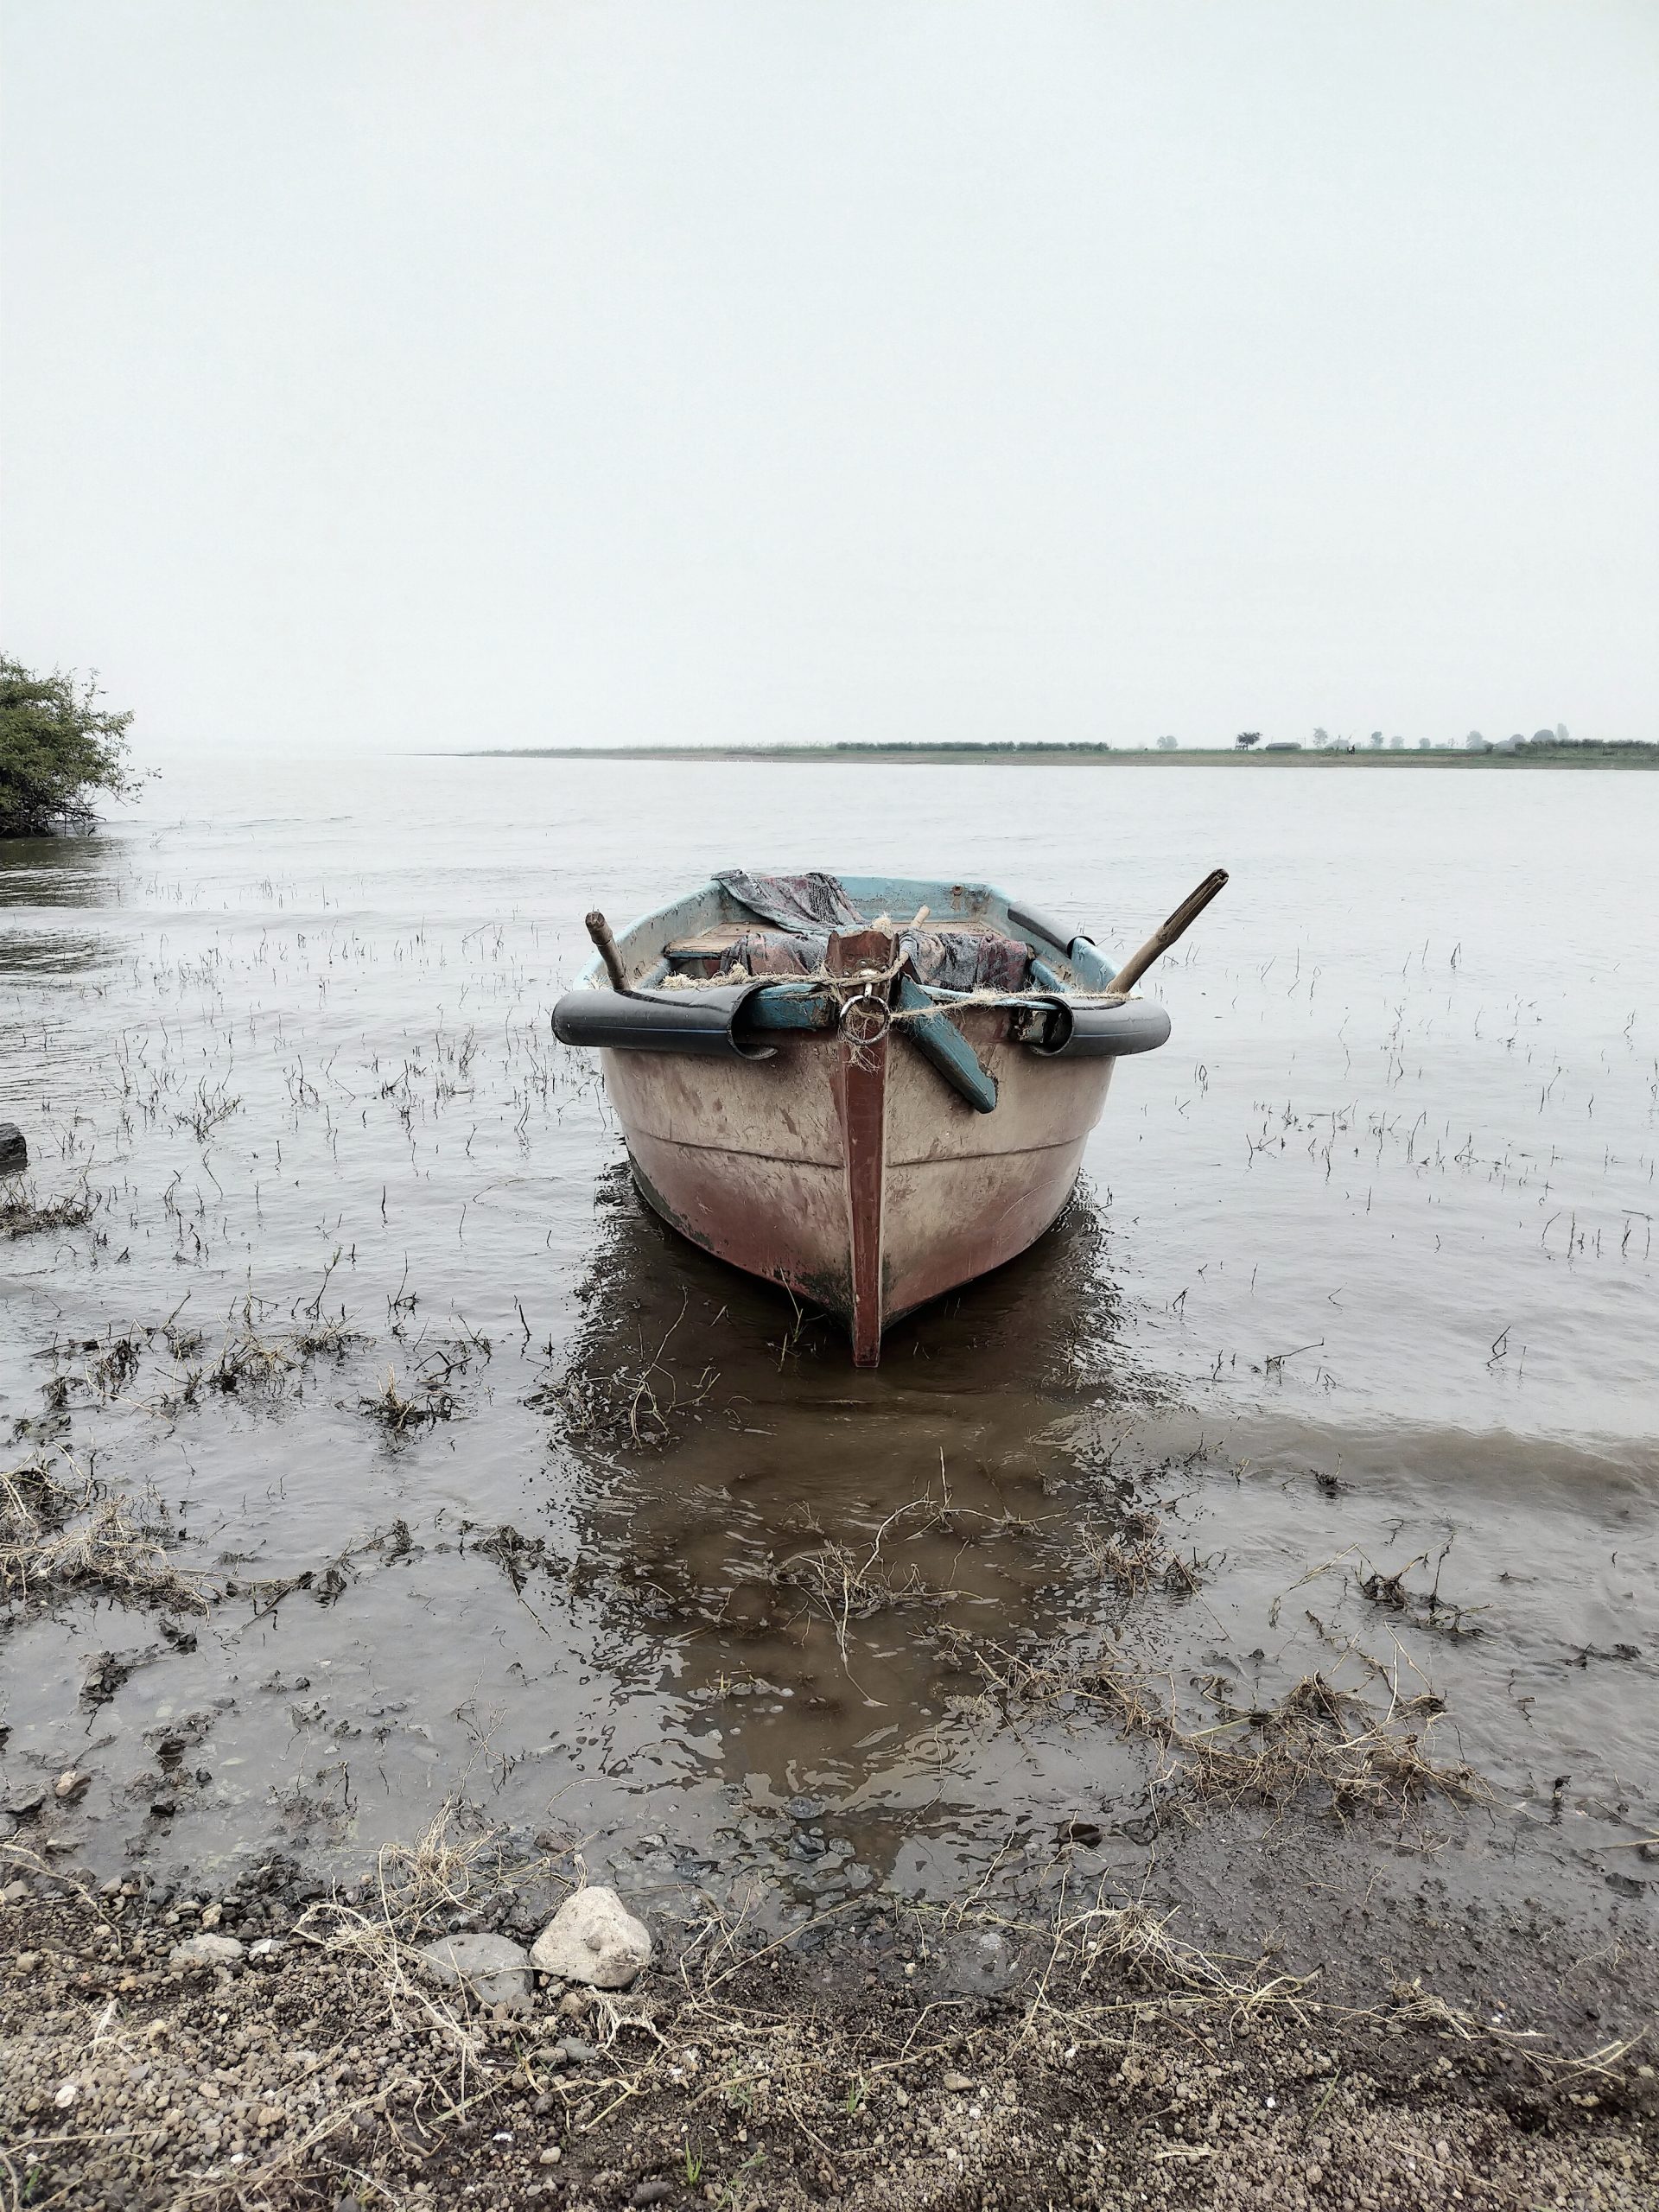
[601,1005,1114,1364]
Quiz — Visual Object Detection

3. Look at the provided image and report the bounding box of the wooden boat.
[553,869,1224,1366]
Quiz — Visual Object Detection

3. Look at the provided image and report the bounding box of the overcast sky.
[3,1,1655,753]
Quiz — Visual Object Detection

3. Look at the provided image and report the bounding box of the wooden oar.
[585,911,631,993]
[1107,869,1229,995]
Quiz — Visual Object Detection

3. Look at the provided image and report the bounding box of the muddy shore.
[4,1828,1656,2212]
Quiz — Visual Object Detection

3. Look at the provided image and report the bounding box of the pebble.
[942,2070,975,2092]
[168,1934,245,1970]
[416,1933,534,2013]
[936,1928,1018,1996]
[54,1770,84,1799]
[200,1902,223,1929]
[530,1887,652,1989]
[538,2147,563,2166]
[2,1880,29,1905]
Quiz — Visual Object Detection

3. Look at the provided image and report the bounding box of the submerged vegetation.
[1,1179,95,1238]
[0,653,139,835]
[0,1452,206,1614]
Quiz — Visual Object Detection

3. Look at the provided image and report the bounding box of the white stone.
[169,1933,245,1970]
[530,1887,652,1988]
[416,1932,533,2012]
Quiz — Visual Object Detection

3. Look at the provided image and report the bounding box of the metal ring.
[838,991,891,1046]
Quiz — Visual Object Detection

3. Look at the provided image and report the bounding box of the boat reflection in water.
[549,1167,1166,1854]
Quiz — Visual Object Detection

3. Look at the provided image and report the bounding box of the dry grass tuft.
[945,1630,1485,1814]
[1080,1503,1207,1598]
[359,1364,457,1432]
[0,1452,207,1614]
[207,1326,300,1395]
[774,1495,962,1674]
[1,1180,94,1239]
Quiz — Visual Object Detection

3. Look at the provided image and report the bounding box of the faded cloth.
[899,927,1031,994]
[715,869,866,933]
[725,930,829,976]
[714,868,1032,992]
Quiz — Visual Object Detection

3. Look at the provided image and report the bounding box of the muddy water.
[2,754,1655,2019]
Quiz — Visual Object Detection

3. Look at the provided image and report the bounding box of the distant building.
[1265,741,1301,752]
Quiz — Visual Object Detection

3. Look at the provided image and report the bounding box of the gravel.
[3,1871,1655,2209]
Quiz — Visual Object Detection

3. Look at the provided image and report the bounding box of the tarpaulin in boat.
[715,869,866,933]
[716,869,1032,992]
[899,926,1029,993]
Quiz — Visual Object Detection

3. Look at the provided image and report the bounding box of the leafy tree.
[0,658,138,835]
[1369,731,1384,748]
[1155,734,1179,751]
[1234,731,1261,749]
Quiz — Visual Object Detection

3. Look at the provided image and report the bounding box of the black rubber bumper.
[1025,997,1171,1058]
[1006,900,1093,958]
[551,984,776,1060]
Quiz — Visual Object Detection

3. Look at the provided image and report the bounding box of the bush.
[0,656,138,836]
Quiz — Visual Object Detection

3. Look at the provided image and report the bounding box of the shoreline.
[4,1833,1654,2210]
[446,746,1659,770]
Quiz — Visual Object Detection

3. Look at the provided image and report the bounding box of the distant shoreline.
[454,742,1657,769]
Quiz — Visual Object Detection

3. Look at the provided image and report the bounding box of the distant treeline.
[465,738,1658,768]
[1465,735,1655,757]
[806,736,1659,759]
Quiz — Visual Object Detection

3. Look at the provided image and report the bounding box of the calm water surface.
[1,754,1655,1988]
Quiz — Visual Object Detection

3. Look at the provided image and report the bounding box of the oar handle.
[585,910,631,993]
[1109,869,1229,996]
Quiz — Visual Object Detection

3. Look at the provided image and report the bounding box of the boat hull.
[600,1002,1115,1363]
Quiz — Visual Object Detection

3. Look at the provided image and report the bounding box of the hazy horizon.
[4,2,1656,757]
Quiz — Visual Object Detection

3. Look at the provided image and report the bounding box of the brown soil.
[3,1856,1653,2211]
